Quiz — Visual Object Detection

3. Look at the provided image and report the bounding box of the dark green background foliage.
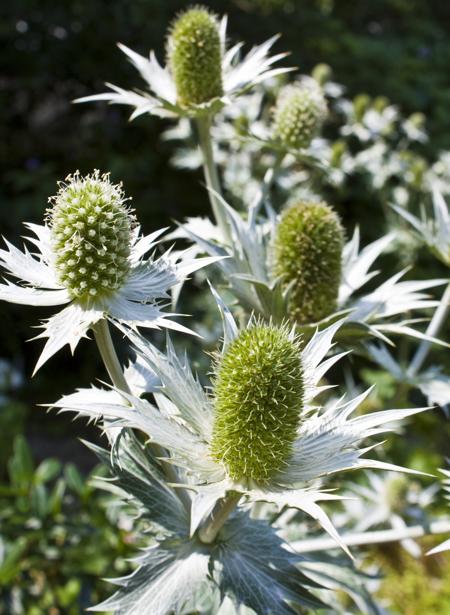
[1,1,450,611]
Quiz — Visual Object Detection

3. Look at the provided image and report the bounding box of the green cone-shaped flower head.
[210,324,304,483]
[273,80,327,149]
[48,171,135,302]
[272,201,344,324]
[167,7,223,106]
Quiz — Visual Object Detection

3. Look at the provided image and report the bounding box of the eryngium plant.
[6,6,450,614]
[52,293,430,612]
[272,200,344,324]
[77,5,292,119]
[167,7,223,106]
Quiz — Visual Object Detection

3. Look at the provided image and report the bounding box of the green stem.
[249,151,285,224]
[196,115,230,242]
[92,319,191,513]
[197,492,241,544]
[93,319,131,394]
[408,281,450,377]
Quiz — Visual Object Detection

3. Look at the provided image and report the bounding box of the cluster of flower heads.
[2,4,449,615]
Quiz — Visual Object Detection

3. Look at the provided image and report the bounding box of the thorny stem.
[92,319,191,513]
[196,114,230,243]
[198,491,242,544]
[289,519,450,554]
[408,281,450,377]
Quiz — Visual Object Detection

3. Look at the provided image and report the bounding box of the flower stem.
[248,151,285,224]
[408,281,450,377]
[196,115,230,242]
[197,491,241,544]
[93,319,131,394]
[290,519,450,554]
[92,319,191,513]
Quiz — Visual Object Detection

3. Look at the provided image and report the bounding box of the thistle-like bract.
[210,324,304,483]
[272,201,344,324]
[273,80,327,149]
[167,7,223,106]
[48,171,135,302]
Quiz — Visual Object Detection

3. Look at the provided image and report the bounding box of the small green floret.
[211,324,304,483]
[273,81,327,149]
[167,7,223,106]
[48,171,135,302]
[272,201,344,324]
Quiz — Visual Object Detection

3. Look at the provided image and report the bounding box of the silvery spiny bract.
[271,200,344,324]
[338,471,439,557]
[393,187,450,267]
[366,341,450,417]
[0,171,218,371]
[76,6,293,118]
[179,192,445,344]
[273,79,328,149]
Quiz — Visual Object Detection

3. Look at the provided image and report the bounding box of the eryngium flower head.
[167,7,223,106]
[272,201,344,324]
[77,15,292,120]
[0,170,219,371]
[273,79,327,149]
[56,301,428,557]
[48,171,135,302]
[210,324,304,483]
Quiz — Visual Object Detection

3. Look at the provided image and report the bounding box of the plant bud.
[272,201,344,324]
[167,7,223,106]
[312,63,332,87]
[211,324,304,483]
[48,171,135,302]
[273,80,327,149]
